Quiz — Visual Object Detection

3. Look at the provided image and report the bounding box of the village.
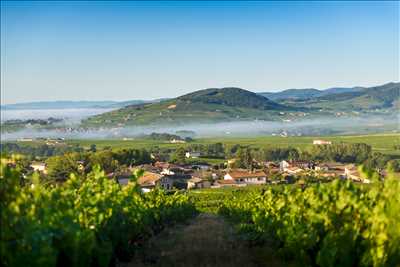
[112,158,371,192]
[27,139,378,192]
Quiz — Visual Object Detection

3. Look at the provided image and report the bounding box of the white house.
[185,152,201,158]
[224,170,267,185]
[170,139,186,144]
[30,162,47,173]
[18,138,33,142]
[279,160,290,172]
[313,140,332,145]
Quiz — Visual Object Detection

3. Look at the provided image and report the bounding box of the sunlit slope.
[82,87,293,127]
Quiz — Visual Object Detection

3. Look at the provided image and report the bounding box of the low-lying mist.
[1,108,115,123]
[1,114,398,141]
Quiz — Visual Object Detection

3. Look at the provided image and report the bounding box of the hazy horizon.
[2,80,398,106]
[1,1,398,105]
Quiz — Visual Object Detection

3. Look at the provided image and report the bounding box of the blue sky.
[1,1,399,104]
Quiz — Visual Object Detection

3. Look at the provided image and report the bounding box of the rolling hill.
[82,83,399,128]
[260,82,399,110]
[259,86,364,101]
[259,88,322,101]
[82,87,293,127]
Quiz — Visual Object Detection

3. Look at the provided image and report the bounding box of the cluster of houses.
[26,157,373,192]
[107,159,372,192]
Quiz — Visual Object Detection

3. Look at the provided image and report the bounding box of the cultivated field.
[63,133,400,155]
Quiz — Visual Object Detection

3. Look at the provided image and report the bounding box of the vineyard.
[0,161,197,267]
[218,176,400,267]
[1,159,400,267]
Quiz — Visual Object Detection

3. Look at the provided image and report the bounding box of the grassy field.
[64,133,400,155]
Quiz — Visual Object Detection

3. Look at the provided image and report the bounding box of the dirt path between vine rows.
[119,213,289,267]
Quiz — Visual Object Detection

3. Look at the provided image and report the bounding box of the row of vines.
[219,175,400,267]
[0,161,197,267]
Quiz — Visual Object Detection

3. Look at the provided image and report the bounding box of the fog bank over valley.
[1,108,116,123]
[1,113,398,141]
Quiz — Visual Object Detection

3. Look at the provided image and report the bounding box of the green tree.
[46,153,82,182]
[288,149,300,161]
[87,150,119,173]
[387,159,400,172]
[171,147,186,164]
[234,147,253,170]
[89,144,97,152]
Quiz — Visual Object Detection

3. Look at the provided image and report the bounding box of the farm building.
[344,165,370,184]
[30,162,47,173]
[224,169,267,185]
[137,171,173,192]
[313,140,332,145]
[187,177,211,189]
[185,152,201,158]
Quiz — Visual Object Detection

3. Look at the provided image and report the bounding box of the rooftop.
[227,169,266,179]
[138,172,163,186]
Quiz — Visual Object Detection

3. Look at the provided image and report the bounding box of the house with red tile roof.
[137,171,173,191]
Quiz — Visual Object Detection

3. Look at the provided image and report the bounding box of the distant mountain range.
[82,82,398,127]
[1,99,160,110]
[262,82,399,110]
[3,82,398,129]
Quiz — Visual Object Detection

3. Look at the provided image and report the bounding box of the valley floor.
[119,213,291,267]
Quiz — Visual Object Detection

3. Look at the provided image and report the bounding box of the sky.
[1,1,399,104]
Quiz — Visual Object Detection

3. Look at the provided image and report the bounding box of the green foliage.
[113,148,152,167]
[309,142,372,163]
[144,132,183,141]
[86,150,119,173]
[89,144,97,152]
[46,153,83,182]
[170,147,186,164]
[0,162,196,267]
[187,142,225,158]
[387,159,400,172]
[264,147,300,161]
[45,148,153,182]
[0,142,84,158]
[233,147,254,169]
[218,174,400,267]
